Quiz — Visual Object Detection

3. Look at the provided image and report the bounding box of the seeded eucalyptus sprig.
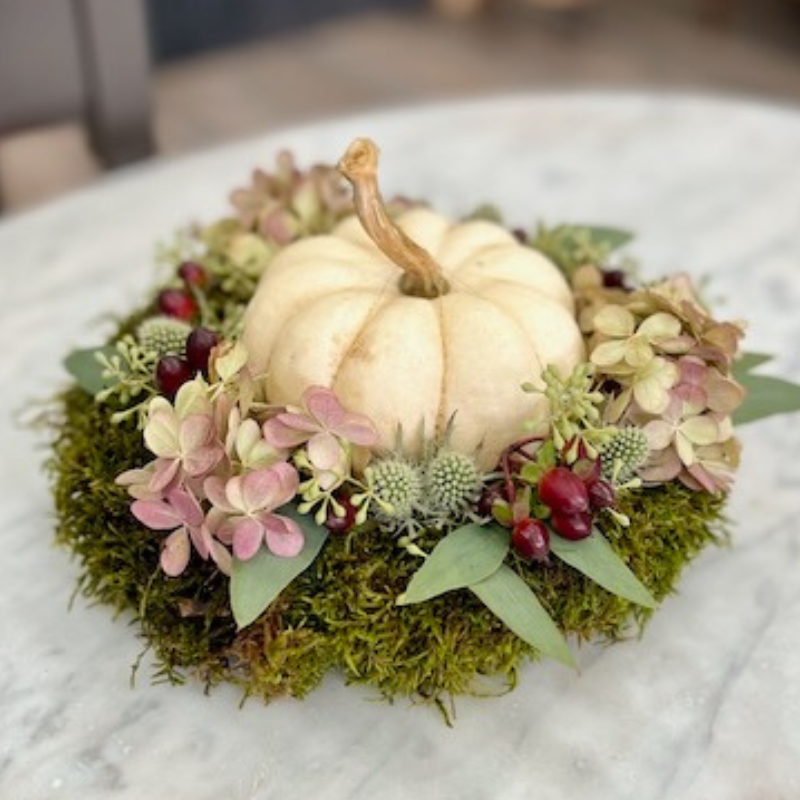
[524,363,616,462]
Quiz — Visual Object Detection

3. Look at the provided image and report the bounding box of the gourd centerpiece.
[50,136,800,713]
[243,139,584,467]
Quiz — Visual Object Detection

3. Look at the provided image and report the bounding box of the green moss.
[50,373,726,708]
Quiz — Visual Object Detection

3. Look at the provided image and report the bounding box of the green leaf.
[732,351,773,379]
[550,530,656,609]
[577,225,635,252]
[733,372,800,425]
[64,345,116,395]
[230,506,328,629]
[471,564,575,667]
[397,523,510,605]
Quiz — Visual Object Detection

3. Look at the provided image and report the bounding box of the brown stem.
[337,138,449,299]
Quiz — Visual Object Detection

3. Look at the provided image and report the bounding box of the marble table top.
[2,92,800,800]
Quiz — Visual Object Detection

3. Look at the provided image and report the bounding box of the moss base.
[49,380,727,708]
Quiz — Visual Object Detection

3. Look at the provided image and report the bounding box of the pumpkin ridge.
[465,276,574,313]
[434,297,449,444]
[329,284,398,397]
[468,290,547,385]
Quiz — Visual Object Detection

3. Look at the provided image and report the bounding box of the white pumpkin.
[243,139,585,468]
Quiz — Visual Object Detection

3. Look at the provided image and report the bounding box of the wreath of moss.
[50,346,727,708]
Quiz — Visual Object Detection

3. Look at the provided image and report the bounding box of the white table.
[2,93,800,800]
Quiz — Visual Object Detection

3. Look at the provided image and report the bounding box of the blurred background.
[1,0,799,213]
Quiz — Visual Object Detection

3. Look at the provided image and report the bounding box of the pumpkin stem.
[338,138,449,299]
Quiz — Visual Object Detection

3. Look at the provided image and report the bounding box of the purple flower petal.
[187,523,212,560]
[304,385,347,428]
[131,499,182,531]
[204,476,238,514]
[307,432,345,473]
[210,540,232,576]
[178,414,215,454]
[270,462,300,506]
[232,517,264,560]
[332,413,381,447]
[263,417,313,449]
[148,458,180,493]
[241,468,279,514]
[166,487,205,528]
[184,443,223,478]
[160,528,191,577]
[262,513,304,558]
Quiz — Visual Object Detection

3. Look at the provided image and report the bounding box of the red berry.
[588,479,616,510]
[572,458,601,486]
[157,288,197,320]
[602,269,628,289]
[155,356,193,400]
[477,484,505,517]
[325,496,357,534]
[538,467,589,515]
[512,518,550,562]
[186,327,219,373]
[551,511,593,541]
[178,261,209,288]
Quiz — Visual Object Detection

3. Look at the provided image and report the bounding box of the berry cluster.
[153,262,219,399]
[510,459,618,563]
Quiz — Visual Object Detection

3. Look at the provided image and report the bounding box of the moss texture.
[50,379,727,708]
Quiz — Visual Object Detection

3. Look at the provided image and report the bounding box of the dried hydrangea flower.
[591,306,690,371]
[132,487,231,576]
[264,385,380,490]
[229,150,352,244]
[142,388,224,492]
[204,462,302,559]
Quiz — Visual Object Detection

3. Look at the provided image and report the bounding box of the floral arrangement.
[51,138,800,714]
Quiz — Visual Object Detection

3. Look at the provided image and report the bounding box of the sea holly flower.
[264,386,380,490]
[204,462,303,559]
[131,487,231,577]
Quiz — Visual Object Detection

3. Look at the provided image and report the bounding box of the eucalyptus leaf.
[230,506,328,629]
[397,523,510,605]
[471,564,575,667]
[550,530,656,609]
[577,225,635,252]
[732,351,773,379]
[733,372,800,425]
[64,345,116,395]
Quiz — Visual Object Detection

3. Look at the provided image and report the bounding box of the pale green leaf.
[230,506,328,629]
[732,351,773,378]
[64,345,116,395]
[732,371,800,425]
[397,523,509,605]
[580,225,635,251]
[471,564,575,667]
[550,530,656,608]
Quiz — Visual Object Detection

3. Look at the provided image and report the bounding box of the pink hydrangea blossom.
[143,399,224,492]
[204,462,303,559]
[132,487,231,576]
[263,386,380,489]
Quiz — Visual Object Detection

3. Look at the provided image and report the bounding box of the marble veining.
[1,92,799,800]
